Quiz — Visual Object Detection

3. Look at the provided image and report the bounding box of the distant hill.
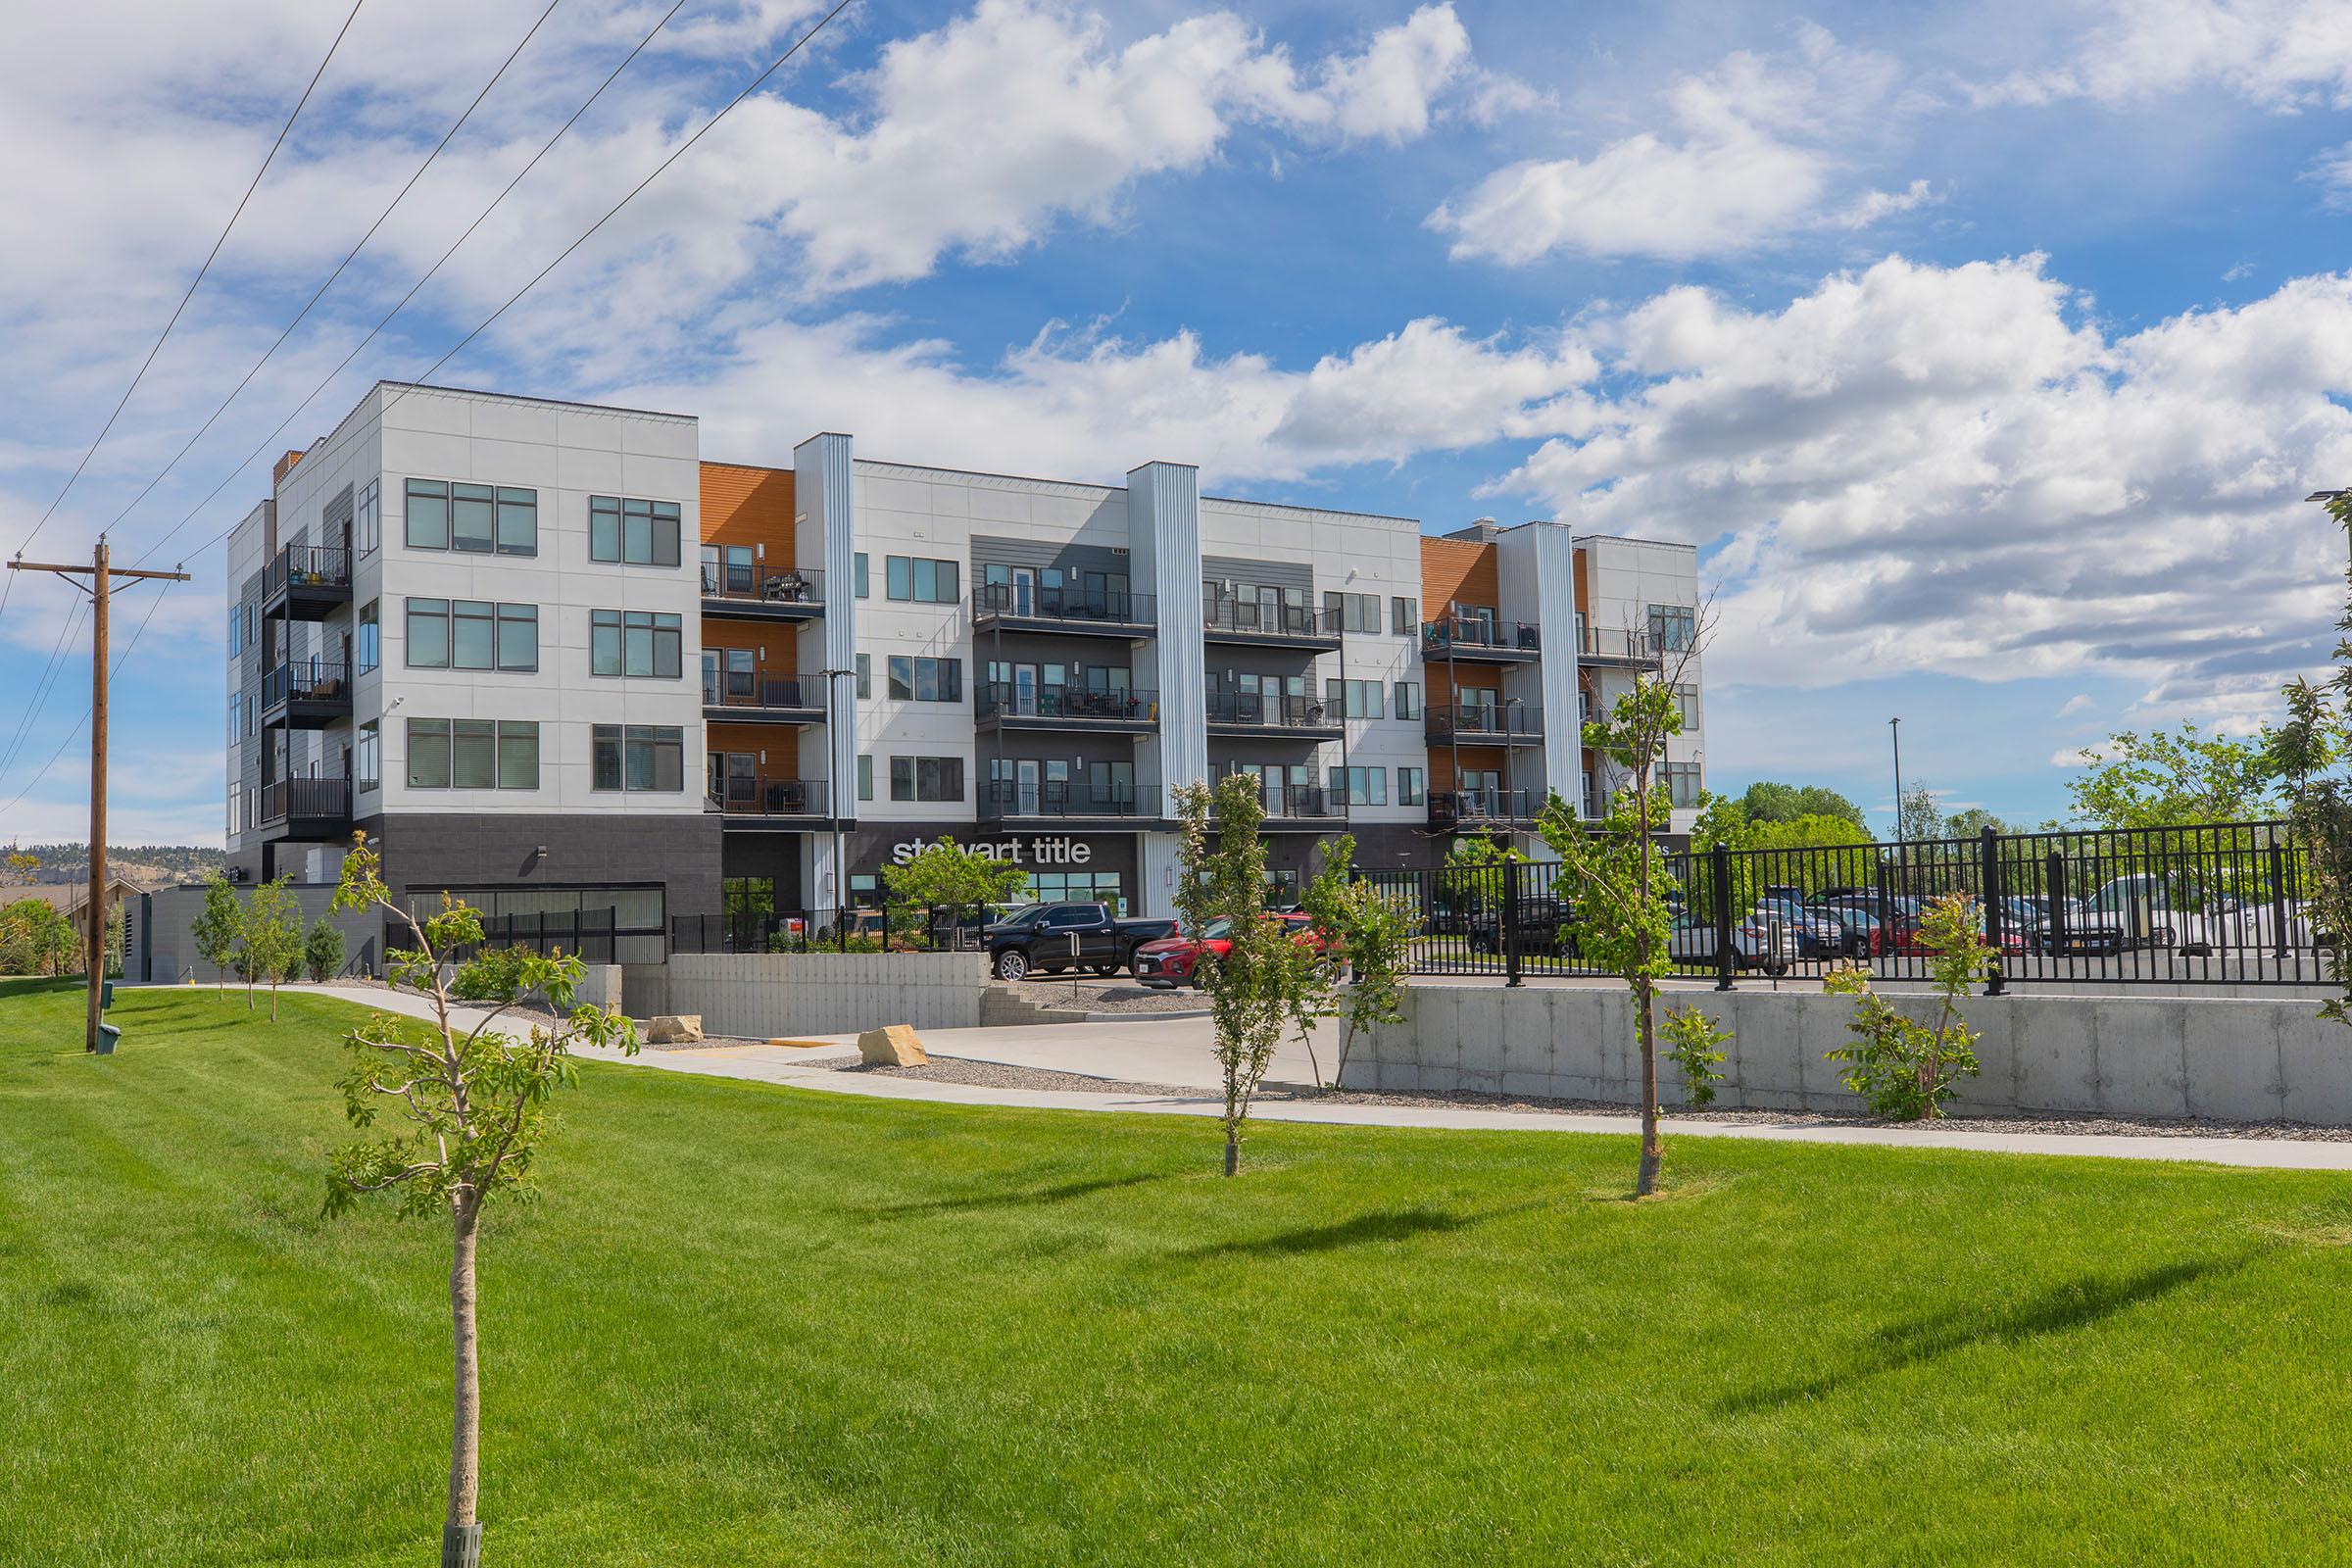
[3,843,225,889]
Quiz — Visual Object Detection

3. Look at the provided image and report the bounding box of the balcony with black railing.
[1427,702,1545,745]
[701,564,824,620]
[971,583,1155,638]
[255,775,352,839]
[260,659,353,727]
[1243,783,1348,829]
[1422,615,1540,662]
[1203,690,1342,737]
[1428,787,1542,831]
[976,682,1157,731]
[1578,625,1666,666]
[702,674,826,722]
[262,544,353,620]
[1200,593,1345,649]
[979,781,1163,822]
[709,776,831,822]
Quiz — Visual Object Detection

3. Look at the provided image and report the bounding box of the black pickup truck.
[984,902,1181,980]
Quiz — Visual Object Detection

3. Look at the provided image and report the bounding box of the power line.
[0,595,90,788]
[4,0,367,577]
[0,579,179,824]
[98,0,568,542]
[130,0,695,571]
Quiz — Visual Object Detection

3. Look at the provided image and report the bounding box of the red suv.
[1132,912,1328,989]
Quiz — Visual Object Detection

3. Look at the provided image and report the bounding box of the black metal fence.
[671,904,997,956]
[1369,820,2329,991]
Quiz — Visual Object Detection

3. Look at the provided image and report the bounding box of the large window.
[854,553,869,598]
[885,555,959,604]
[1673,681,1701,729]
[858,754,873,802]
[1391,596,1417,636]
[890,755,964,802]
[357,601,379,674]
[592,724,685,792]
[1663,760,1703,808]
[1398,766,1425,806]
[856,652,870,699]
[1326,678,1385,719]
[406,718,537,789]
[1648,604,1695,654]
[887,656,962,702]
[1323,591,1381,634]
[1394,679,1421,720]
[699,543,754,595]
[1328,765,1388,807]
[406,599,534,671]
[357,721,380,794]
[356,479,380,556]
[590,610,682,678]
[403,479,535,556]
[589,495,682,566]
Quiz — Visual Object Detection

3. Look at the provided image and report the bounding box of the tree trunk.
[1223,1128,1239,1177]
[446,1193,482,1566]
[1636,975,1661,1196]
[269,977,278,1023]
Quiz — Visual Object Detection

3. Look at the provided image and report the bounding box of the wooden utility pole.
[9,541,189,1051]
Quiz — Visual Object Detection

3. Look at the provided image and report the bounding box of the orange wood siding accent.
[1430,745,1507,795]
[1419,536,1503,709]
[699,460,801,690]
[706,722,800,779]
[699,624,800,682]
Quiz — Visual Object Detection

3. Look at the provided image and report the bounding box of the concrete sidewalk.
[259,983,2352,1173]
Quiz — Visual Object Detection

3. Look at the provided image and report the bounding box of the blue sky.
[4,0,2351,846]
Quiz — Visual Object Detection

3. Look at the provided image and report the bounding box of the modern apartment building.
[224,383,1701,937]
[1419,520,1703,851]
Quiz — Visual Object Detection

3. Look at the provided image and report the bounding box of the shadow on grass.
[1718,1250,2263,1416]
[1186,1198,1545,1260]
[859,1170,1176,1220]
[0,976,82,1002]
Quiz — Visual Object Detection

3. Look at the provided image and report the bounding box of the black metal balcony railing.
[710,776,830,817]
[1427,703,1544,741]
[704,675,822,710]
[1203,691,1337,729]
[258,775,352,825]
[1579,626,1668,663]
[976,683,1157,722]
[261,659,353,710]
[981,782,1161,819]
[701,565,823,606]
[972,583,1154,626]
[263,544,353,598]
[1429,788,1541,828]
[1201,596,1344,638]
[1423,616,1540,653]
[1257,784,1344,820]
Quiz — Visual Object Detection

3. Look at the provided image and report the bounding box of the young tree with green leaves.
[234,877,303,1019]
[1174,775,1329,1175]
[2068,722,2291,829]
[1896,782,1947,843]
[1822,894,1992,1119]
[304,916,347,983]
[879,836,1032,945]
[104,904,125,979]
[2276,493,2352,1024]
[1300,833,1416,1089]
[1537,620,1706,1197]
[0,898,75,977]
[192,872,242,993]
[324,834,638,1568]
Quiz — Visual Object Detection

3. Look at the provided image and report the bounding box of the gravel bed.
[808,1054,1202,1098]
[1293,1085,2352,1141]
[999,977,1209,1015]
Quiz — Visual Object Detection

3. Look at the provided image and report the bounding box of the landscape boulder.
[646,1014,705,1045]
[858,1024,928,1067]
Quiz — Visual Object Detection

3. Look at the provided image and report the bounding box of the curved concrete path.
[267,983,2352,1172]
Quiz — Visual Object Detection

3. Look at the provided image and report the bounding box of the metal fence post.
[1712,841,1735,991]
[1502,858,1523,987]
[1980,826,2007,995]
[2271,840,2291,973]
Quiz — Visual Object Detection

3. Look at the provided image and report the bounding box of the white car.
[1669,914,1799,975]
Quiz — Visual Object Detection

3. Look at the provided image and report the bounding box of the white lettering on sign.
[890,836,1097,866]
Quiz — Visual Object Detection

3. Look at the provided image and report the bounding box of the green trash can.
[94,1023,122,1056]
[100,979,115,1010]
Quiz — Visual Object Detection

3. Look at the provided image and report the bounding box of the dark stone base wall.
[720,832,808,907]
[359,811,724,925]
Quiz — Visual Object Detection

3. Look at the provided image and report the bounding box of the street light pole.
[818,665,853,933]
[1889,716,1904,842]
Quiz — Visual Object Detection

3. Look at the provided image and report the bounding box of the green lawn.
[5,979,2352,1566]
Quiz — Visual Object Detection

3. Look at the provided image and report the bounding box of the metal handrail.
[702,565,823,605]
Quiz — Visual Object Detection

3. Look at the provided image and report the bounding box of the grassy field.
[5,979,2352,1565]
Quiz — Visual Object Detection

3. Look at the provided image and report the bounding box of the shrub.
[1824,895,1989,1120]
[1659,1004,1730,1108]
[304,917,346,983]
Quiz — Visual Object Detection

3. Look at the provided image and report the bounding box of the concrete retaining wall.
[1343,984,2352,1124]
[660,952,988,1038]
